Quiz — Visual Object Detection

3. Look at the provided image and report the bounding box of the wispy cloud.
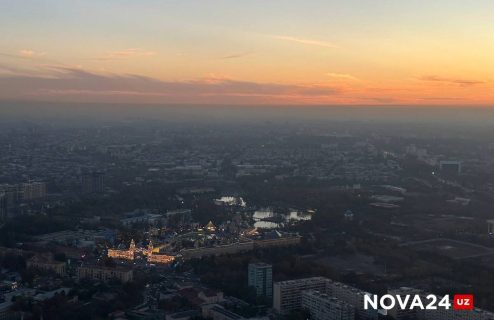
[419,75,484,87]
[271,35,339,49]
[19,49,45,58]
[96,48,157,61]
[219,52,251,60]
[0,66,340,104]
[326,73,359,81]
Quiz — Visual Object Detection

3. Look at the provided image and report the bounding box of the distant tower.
[129,239,136,253]
[147,240,154,256]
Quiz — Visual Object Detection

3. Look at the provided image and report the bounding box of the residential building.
[326,280,378,320]
[19,181,46,200]
[76,265,133,283]
[81,171,104,193]
[27,254,66,276]
[302,290,355,320]
[273,277,328,314]
[248,262,273,298]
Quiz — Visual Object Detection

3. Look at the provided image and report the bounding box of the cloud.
[219,52,251,60]
[271,35,339,49]
[0,67,340,104]
[96,48,157,60]
[326,73,359,81]
[19,50,45,58]
[419,75,484,87]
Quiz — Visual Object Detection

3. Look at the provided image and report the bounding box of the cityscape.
[0,107,494,319]
[1,1,494,320]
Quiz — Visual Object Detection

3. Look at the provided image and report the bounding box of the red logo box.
[454,294,474,310]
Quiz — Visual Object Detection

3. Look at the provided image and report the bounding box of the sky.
[1,0,494,106]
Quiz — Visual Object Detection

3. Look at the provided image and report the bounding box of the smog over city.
[1,1,494,320]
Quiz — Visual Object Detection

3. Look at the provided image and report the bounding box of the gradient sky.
[1,0,494,105]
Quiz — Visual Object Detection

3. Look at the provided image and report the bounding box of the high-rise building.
[273,277,328,314]
[81,171,105,194]
[20,181,46,200]
[248,262,273,299]
[302,290,355,320]
[0,184,21,205]
[0,192,7,221]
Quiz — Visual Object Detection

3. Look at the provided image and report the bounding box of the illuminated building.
[205,221,216,232]
[107,239,136,261]
[146,241,175,264]
[107,239,174,264]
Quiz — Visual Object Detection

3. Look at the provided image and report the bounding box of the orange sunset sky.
[1,0,493,106]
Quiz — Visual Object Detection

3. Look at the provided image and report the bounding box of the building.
[0,185,19,207]
[274,277,377,319]
[166,310,200,320]
[326,280,377,320]
[252,233,301,249]
[19,181,46,200]
[120,210,164,226]
[302,290,355,320]
[248,262,273,299]
[205,221,216,232]
[107,239,136,261]
[76,265,133,283]
[81,171,105,193]
[146,241,175,264]
[0,182,46,205]
[273,277,328,314]
[180,241,254,260]
[0,193,6,221]
[439,160,462,176]
[488,220,494,235]
[27,254,66,276]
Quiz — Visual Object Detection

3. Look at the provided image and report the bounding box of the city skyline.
[1,0,494,106]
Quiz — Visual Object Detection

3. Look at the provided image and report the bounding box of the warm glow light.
[0,1,493,106]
